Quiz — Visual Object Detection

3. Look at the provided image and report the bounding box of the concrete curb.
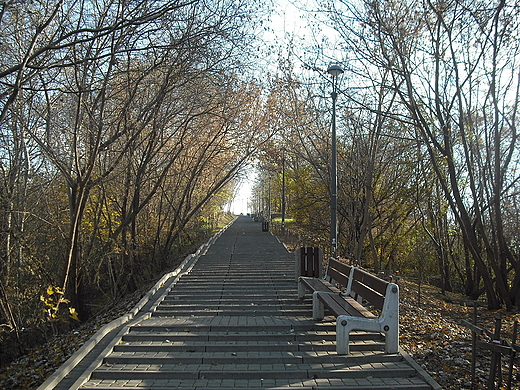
[37,218,236,390]
[67,312,151,389]
[272,231,292,254]
[399,347,444,390]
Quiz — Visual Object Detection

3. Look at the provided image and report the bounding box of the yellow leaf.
[54,286,64,295]
[69,307,80,321]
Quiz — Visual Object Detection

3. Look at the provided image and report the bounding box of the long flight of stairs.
[78,218,438,389]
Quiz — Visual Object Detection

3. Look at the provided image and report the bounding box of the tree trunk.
[62,181,90,320]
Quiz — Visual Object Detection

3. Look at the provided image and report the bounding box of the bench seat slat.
[299,277,337,293]
[317,292,377,319]
[343,296,377,319]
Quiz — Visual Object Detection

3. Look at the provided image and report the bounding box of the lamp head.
[327,64,344,77]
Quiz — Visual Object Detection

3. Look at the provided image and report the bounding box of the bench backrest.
[350,268,389,310]
[325,258,353,287]
[326,258,389,311]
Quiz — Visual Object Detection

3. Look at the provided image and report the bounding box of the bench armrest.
[340,266,357,297]
[336,282,399,354]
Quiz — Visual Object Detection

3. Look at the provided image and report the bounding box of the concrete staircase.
[78,217,438,389]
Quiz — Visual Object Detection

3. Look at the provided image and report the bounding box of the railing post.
[488,316,502,390]
[471,303,477,384]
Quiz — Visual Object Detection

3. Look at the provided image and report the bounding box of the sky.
[228,1,308,215]
[229,174,254,215]
[228,0,340,215]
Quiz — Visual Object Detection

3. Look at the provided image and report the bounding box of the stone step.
[185,272,294,277]
[103,351,401,365]
[122,331,383,343]
[180,268,293,272]
[170,282,296,287]
[161,296,306,303]
[179,273,293,278]
[113,340,385,353]
[169,285,295,291]
[182,276,293,280]
[159,298,297,305]
[162,292,300,299]
[164,293,297,300]
[193,260,292,264]
[186,270,293,274]
[155,303,308,311]
[169,283,296,289]
[171,284,295,290]
[170,281,298,290]
[151,309,311,317]
[176,272,293,276]
[156,302,308,309]
[163,292,296,299]
[182,275,291,281]
[128,321,336,333]
[90,362,417,380]
[79,383,432,390]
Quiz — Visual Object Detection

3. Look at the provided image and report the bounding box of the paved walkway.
[39,216,441,389]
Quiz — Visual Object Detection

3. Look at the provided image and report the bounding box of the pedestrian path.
[39,216,441,389]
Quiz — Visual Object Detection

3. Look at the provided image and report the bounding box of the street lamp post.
[281,148,286,236]
[327,64,343,259]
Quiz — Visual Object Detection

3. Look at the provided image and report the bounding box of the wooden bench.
[298,258,399,355]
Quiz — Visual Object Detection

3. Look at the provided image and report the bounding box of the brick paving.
[38,216,441,389]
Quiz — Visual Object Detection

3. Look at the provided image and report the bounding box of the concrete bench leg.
[384,323,399,353]
[336,315,350,354]
[382,282,399,353]
[312,291,324,320]
[298,279,306,299]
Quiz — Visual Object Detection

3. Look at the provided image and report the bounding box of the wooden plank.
[343,296,377,318]
[311,247,320,277]
[476,340,512,355]
[353,268,388,295]
[300,247,321,277]
[350,278,385,310]
[300,248,307,276]
[329,258,352,276]
[317,293,361,318]
[307,247,317,277]
[316,292,376,319]
[460,320,493,338]
[300,278,336,294]
[327,267,350,287]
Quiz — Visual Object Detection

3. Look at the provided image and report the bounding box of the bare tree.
[322,0,520,309]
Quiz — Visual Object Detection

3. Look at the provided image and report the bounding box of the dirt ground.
[398,279,519,389]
